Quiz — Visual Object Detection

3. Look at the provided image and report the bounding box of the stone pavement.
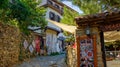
[13,54,67,67]
[107,60,120,67]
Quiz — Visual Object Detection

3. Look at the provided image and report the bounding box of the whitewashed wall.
[46,8,62,32]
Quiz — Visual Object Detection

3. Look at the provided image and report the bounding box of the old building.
[40,0,64,54]
[39,0,78,55]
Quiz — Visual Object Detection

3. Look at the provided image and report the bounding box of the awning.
[104,31,120,42]
[47,19,120,42]
[47,19,76,34]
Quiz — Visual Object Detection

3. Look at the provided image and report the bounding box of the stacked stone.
[0,23,21,67]
[19,32,37,61]
[66,46,77,67]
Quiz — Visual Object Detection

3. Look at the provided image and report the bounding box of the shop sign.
[77,35,97,67]
[80,38,94,67]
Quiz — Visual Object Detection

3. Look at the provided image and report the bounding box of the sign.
[77,35,97,67]
[23,40,28,49]
[29,45,34,53]
[80,38,94,67]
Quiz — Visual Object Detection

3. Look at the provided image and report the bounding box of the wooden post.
[100,31,107,67]
[93,35,97,67]
[77,36,80,67]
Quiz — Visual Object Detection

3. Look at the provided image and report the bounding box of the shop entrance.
[75,11,120,67]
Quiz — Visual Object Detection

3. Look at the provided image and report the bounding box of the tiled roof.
[75,10,120,26]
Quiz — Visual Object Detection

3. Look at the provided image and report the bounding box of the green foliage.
[64,32,75,42]
[61,6,79,25]
[105,42,113,47]
[73,0,120,15]
[105,40,120,46]
[105,40,120,49]
[61,6,78,41]
[0,0,47,35]
[7,19,19,27]
[0,0,9,9]
[113,40,120,48]
[60,7,78,42]
[73,0,102,14]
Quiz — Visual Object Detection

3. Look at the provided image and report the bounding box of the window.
[49,11,55,20]
[54,4,60,9]
[48,0,53,5]
[56,15,61,22]
[61,7,63,14]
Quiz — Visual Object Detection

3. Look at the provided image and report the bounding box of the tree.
[0,0,10,23]
[73,0,120,15]
[0,0,47,34]
[60,6,79,42]
[61,6,79,25]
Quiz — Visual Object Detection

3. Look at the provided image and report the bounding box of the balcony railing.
[47,0,63,15]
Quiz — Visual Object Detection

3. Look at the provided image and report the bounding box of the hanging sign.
[23,40,28,49]
[29,45,34,53]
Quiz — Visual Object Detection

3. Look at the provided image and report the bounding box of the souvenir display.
[80,39,94,67]
[32,40,36,48]
[35,37,40,52]
[29,45,34,53]
[23,40,28,49]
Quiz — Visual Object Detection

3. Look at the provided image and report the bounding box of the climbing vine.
[0,0,47,35]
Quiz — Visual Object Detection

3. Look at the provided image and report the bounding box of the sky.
[61,1,83,14]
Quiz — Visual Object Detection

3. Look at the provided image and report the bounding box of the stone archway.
[75,11,120,67]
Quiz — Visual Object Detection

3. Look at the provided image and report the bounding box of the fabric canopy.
[47,19,76,34]
[47,19,120,42]
[104,31,120,42]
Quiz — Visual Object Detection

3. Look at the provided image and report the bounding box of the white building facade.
[40,0,64,54]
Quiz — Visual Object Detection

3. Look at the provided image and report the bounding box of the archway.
[75,11,120,67]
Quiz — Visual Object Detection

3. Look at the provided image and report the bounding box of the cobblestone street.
[13,54,67,67]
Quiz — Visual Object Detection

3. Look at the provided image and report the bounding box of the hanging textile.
[23,40,28,49]
[35,36,40,53]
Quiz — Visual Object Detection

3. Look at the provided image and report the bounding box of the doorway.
[101,31,120,67]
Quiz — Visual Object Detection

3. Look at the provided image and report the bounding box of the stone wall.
[0,23,45,67]
[0,23,21,67]
[19,32,37,61]
[66,45,77,67]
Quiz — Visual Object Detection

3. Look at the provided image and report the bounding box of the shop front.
[75,11,120,67]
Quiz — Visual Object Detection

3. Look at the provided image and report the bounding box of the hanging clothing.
[35,37,40,52]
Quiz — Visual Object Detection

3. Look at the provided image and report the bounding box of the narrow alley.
[13,54,67,67]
